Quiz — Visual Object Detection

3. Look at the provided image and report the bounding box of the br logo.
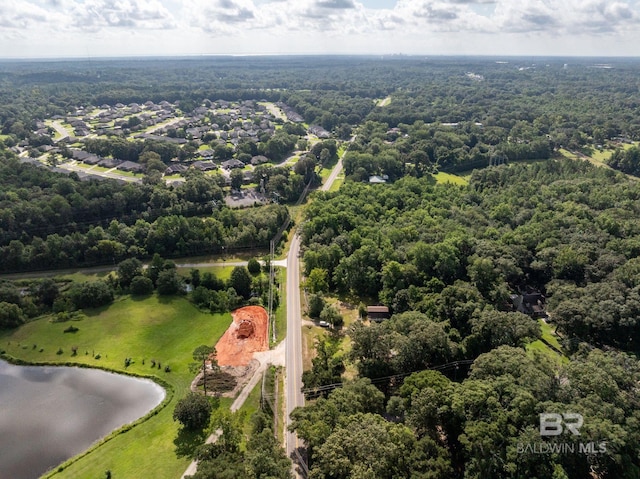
[539,413,583,436]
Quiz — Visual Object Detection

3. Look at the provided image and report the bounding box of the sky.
[1,0,640,58]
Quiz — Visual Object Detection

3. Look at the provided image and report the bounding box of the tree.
[117,258,143,288]
[230,169,244,190]
[228,266,252,300]
[306,268,329,293]
[307,294,325,319]
[173,392,213,430]
[0,301,24,329]
[247,258,261,276]
[69,280,114,309]
[130,275,154,296]
[320,303,344,328]
[192,345,216,396]
[156,268,183,295]
[34,278,59,307]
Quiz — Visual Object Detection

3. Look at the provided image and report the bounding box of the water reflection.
[0,359,165,479]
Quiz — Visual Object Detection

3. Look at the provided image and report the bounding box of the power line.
[301,360,474,395]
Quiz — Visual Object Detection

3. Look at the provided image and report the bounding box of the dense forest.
[297,159,640,477]
[0,157,292,271]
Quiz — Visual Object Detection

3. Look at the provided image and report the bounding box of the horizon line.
[1,53,640,62]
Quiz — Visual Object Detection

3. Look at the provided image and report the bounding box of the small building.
[369,175,389,184]
[367,305,391,322]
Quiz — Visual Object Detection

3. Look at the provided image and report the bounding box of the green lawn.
[434,172,469,186]
[0,295,232,479]
[526,319,568,365]
[590,148,613,163]
[328,176,344,192]
[273,267,287,344]
[237,377,264,450]
[176,264,235,282]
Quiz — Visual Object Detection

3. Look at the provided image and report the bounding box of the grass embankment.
[0,295,232,479]
[272,267,287,344]
[526,319,569,365]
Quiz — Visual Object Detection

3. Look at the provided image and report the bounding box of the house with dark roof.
[367,306,391,321]
[165,164,188,175]
[511,290,547,318]
[117,161,144,173]
[192,161,217,171]
[221,159,245,170]
[309,125,331,138]
[250,155,269,166]
[98,158,122,168]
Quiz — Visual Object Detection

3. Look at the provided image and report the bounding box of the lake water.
[0,359,165,479]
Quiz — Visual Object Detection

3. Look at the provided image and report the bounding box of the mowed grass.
[0,295,232,479]
[526,319,569,365]
[328,175,344,192]
[434,172,469,186]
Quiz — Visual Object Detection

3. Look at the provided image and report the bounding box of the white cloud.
[0,0,63,30]
[70,0,176,30]
[1,0,640,57]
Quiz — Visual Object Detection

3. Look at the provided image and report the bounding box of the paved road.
[0,260,287,281]
[283,136,353,476]
[285,233,304,473]
[48,120,71,142]
[321,135,354,192]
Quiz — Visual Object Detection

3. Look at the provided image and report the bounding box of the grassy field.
[0,295,232,479]
[434,172,469,186]
[376,96,392,107]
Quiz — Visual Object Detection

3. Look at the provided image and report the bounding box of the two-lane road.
[285,233,305,469]
[284,135,354,476]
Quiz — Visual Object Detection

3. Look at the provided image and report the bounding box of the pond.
[0,359,165,479]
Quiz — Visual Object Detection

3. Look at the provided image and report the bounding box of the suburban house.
[117,161,145,173]
[192,161,217,171]
[309,125,331,138]
[367,305,391,321]
[165,164,188,175]
[511,290,547,318]
[250,155,269,166]
[221,159,245,170]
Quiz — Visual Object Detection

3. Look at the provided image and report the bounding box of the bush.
[69,280,114,309]
[130,275,154,296]
[320,304,344,328]
[247,258,261,275]
[157,269,183,296]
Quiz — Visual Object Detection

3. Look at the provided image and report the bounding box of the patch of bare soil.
[214,306,269,367]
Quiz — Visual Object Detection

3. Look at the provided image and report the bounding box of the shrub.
[130,276,154,296]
